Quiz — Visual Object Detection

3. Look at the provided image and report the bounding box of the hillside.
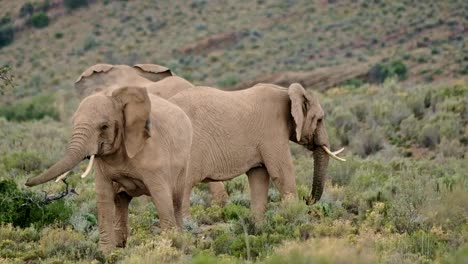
[0,1,467,264]
[1,0,467,101]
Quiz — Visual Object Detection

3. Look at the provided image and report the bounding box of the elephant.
[68,63,229,205]
[25,86,193,254]
[168,83,345,221]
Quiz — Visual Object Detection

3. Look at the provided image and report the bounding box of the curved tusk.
[322,146,346,162]
[81,155,95,178]
[332,148,345,155]
[55,171,70,182]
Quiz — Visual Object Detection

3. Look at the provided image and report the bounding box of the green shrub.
[64,0,88,10]
[223,203,250,220]
[0,179,73,228]
[0,23,14,48]
[19,2,34,17]
[28,12,49,28]
[368,60,408,83]
[418,124,440,149]
[0,93,59,121]
[351,128,384,157]
[39,227,102,261]
[2,151,44,174]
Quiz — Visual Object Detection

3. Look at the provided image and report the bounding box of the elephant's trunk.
[306,123,330,204]
[309,147,329,204]
[25,127,91,186]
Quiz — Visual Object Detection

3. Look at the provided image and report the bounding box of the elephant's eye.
[100,124,109,131]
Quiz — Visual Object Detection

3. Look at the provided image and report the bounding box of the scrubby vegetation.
[0,0,466,263]
[0,81,466,263]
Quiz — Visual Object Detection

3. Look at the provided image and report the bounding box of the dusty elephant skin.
[170,83,343,222]
[25,86,193,254]
[71,64,229,205]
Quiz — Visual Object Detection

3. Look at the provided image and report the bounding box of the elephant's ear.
[133,64,174,82]
[75,64,114,99]
[112,86,151,158]
[288,83,308,142]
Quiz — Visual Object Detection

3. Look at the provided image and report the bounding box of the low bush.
[0,23,14,48]
[39,227,101,261]
[368,60,408,83]
[0,93,59,121]
[28,12,49,28]
[0,179,73,228]
[64,0,88,10]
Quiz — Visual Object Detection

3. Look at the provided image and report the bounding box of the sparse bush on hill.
[0,21,14,48]
[28,12,49,29]
[368,60,408,83]
[64,0,89,11]
[19,3,34,18]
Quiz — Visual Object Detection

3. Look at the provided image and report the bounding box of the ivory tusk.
[55,171,70,182]
[322,146,346,162]
[332,148,345,155]
[81,155,95,178]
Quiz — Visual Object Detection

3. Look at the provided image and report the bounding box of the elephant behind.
[169,83,345,221]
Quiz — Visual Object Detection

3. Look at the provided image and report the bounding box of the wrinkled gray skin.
[26,86,193,254]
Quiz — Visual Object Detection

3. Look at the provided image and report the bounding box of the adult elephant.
[25,86,193,254]
[68,63,229,204]
[169,83,345,221]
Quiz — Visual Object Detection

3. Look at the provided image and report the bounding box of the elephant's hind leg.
[173,168,186,229]
[208,182,229,206]
[113,191,132,248]
[247,167,270,223]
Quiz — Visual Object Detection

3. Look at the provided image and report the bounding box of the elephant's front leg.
[262,145,297,200]
[95,174,116,254]
[113,191,132,248]
[143,174,177,230]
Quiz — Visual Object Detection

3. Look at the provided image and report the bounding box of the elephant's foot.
[99,243,116,255]
[114,234,127,248]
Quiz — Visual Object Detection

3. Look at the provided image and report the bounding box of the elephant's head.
[25,87,151,186]
[74,64,174,99]
[288,83,345,204]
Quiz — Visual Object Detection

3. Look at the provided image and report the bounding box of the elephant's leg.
[262,146,297,200]
[208,182,229,206]
[247,167,270,223]
[144,177,177,230]
[95,173,116,254]
[173,192,184,229]
[181,181,195,218]
[172,168,186,229]
[113,191,132,248]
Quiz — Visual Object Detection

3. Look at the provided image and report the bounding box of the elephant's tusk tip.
[322,146,346,162]
[55,171,71,182]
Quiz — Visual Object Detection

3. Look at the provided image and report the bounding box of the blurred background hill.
[1,0,467,100]
[0,1,467,263]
